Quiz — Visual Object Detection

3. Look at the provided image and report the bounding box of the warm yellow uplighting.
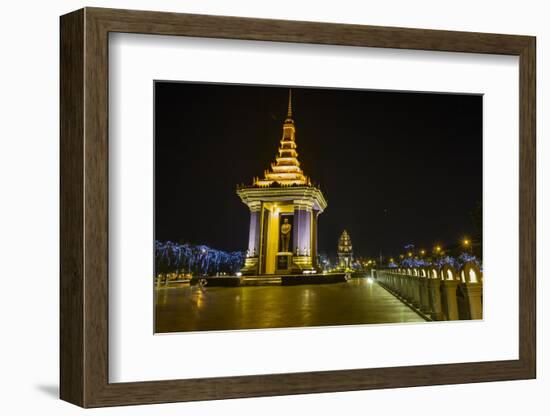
[463,238,470,246]
[435,245,442,253]
[420,249,426,255]
[407,252,412,257]
[251,90,312,187]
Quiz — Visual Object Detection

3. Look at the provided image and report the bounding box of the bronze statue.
[280,218,292,252]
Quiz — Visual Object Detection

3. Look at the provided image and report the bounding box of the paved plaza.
[155,278,424,333]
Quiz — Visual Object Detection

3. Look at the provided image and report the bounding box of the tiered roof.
[338,230,353,254]
[252,90,312,187]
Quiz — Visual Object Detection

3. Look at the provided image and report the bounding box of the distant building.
[338,230,353,270]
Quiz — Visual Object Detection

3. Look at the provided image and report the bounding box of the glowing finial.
[287,89,293,119]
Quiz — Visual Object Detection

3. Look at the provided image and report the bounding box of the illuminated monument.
[337,230,353,270]
[237,90,327,275]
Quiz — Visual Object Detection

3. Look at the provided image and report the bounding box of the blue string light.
[155,240,244,276]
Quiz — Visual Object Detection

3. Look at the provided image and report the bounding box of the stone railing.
[372,262,482,321]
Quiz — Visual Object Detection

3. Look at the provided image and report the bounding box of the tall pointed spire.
[252,89,311,187]
[286,89,293,120]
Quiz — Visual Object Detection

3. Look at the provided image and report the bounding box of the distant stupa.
[338,230,353,270]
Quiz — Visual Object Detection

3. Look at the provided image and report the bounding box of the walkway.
[155,278,425,333]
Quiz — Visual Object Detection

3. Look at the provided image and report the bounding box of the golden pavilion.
[236,90,327,275]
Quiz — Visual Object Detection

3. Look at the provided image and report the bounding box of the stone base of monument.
[240,276,282,286]
[195,273,349,287]
[275,252,293,274]
[239,256,259,275]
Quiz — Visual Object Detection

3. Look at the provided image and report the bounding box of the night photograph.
[154,82,484,333]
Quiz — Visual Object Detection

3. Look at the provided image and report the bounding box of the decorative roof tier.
[252,90,312,187]
[338,230,353,254]
[236,90,327,213]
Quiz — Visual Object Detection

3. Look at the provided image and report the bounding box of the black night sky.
[155,82,482,259]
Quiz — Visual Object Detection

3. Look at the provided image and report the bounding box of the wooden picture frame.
[60,7,536,408]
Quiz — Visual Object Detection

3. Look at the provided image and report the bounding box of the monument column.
[241,201,261,274]
[311,210,319,269]
[292,200,313,270]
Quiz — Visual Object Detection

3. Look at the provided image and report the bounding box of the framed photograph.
[60,7,536,407]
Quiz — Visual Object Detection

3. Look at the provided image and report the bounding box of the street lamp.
[462,238,472,254]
